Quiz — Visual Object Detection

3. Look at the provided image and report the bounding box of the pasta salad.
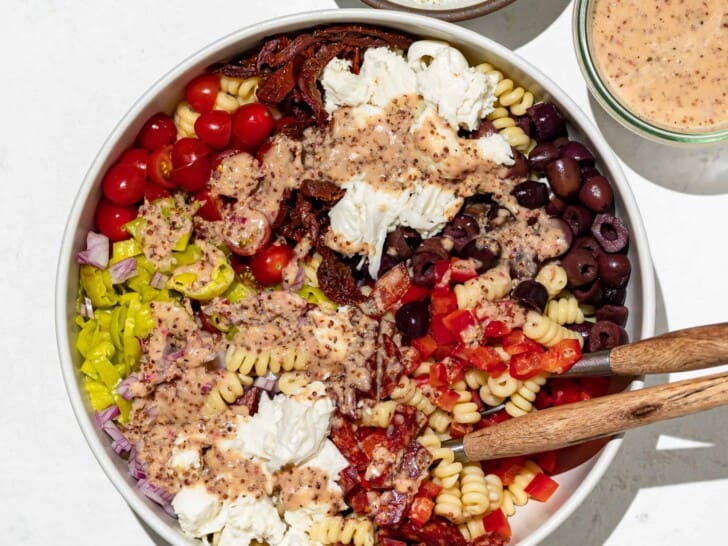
[75,24,632,546]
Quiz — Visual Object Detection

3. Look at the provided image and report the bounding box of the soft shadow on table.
[134,513,168,546]
[543,273,728,545]
[588,95,728,196]
[334,0,571,50]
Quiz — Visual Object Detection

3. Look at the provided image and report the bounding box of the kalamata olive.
[507,148,529,179]
[560,141,595,166]
[572,235,602,260]
[562,204,595,237]
[378,254,400,277]
[597,253,631,286]
[546,194,567,216]
[546,158,582,200]
[514,115,533,138]
[411,251,443,287]
[579,176,614,213]
[566,323,593,352]
[477,118,498,138]
[512,180,549,209]
[602,285,627,305]
[443,215,480,252]
[553,136,570,149]
[550,217,574,253]
[395,301,430,338]
[526,103,567,142]
[562,248,598,286]
[461,237,500,273]
[528,142,561,173]
[573,279,603,305]
[588,320,628,352]
[581,165,601,179]
[596,305,629,326]
[509,250,540,280]
[591,213,629,253]
[385,226,422,260]
[513,280,548,312]
[417,236,451,259]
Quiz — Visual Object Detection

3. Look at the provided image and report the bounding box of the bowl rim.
[572,0,728,146]
[359,0,516,22]
[55,8,656,546]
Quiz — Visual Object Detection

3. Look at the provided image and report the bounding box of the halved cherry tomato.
[483,508,512,539]
[231,102,275,151]
[408,496,435,527]
[147,144,175,188]
[194,110,232,149]
[275,115,299,134]
[94,199,137,242]
[136,113,176,151]
[117,148,148,176]
[144,181,171,202]
[524,472,559,502]
[250,243,294,285]
[171,137,211,192]
[184,73,220,113]
[211,147,245,171]
[224,205,271,256]
[509,351,545,380]
[192,187,222,222]
[102,162,145,206]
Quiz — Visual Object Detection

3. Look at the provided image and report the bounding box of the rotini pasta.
[201,370,252,417]
[523,310,583,348]
[546,293,585,325]
[459,516,486,541]
[434,483,464,523]
[390,376,437,416]
[535,263,568,298]
[359,400,397,428]
[174,100,200,138]
[506,460,542,508]
[452,390,481,425]
[460,463,490,518]
[276,370,310,396]
[487,372,521,399]
[428,408,453,433]
[225,344,311,377]
[419,429,463,489]
[504,372,547,418]
[219,75,260,104]
[309,516,374,546]
[454,265,512,310]
[463,368,488,391]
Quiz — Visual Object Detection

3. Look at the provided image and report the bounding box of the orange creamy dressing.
[591,0,728,131]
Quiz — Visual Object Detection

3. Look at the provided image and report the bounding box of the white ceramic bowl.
[360,0,516,22]
[56,8,655,545]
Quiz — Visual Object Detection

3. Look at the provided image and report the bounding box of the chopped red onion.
[165,348,186,361]
[76,231,110,269]
[137,479,174,514]
[109,257,138,284]
[112,436,132,456]
[116,374,138,401]
[282,259,305,291]
[150,272,168,290]
[253,371,278,393]
[101,419,126,443]
[128,448,147,480]
[94,405,120,428]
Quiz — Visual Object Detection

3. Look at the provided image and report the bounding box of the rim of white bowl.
[56,8,656,546]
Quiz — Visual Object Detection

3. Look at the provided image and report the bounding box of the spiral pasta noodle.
[225,344,311,377]
[418,429,463,489]
[506,460,542,507]
[464,368,488,390]
[523,310,583,348]
[276,370,310,396]
[434,483,464,523]
[428,408,453,433]
[546,294,585,325]
[454,265,512,310]
[174,100,200,138]
[459,516,486,541]
[390,376,437,416]
[219,75,260,104]
[460,463,490,518]
[487,372,521,399]
[201,370,252,417]
[452,389,481,425]
[505,372,547,418]
[359,400,397,428]
[309,516,374,546]
[535,263,568,298]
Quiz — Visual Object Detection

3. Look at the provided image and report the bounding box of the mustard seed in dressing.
[591,0,728,131]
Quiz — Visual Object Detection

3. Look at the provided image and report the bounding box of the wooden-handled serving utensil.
[444,323,728,462]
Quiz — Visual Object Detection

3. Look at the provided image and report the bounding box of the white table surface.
[2,0,727,544]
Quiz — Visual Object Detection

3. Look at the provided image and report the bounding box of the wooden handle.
[610,322,728,375]
[462,371,728,461]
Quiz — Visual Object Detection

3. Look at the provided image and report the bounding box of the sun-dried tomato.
[316,247,364,305]
[300,179,345,203]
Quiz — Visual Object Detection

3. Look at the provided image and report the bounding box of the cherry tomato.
[147,144,175,188]
[171,137,211,192]
[194,110,232,149]
[144,181,171,202]
[250,243,295,286]
[117,148,148,176]
[211,148,244,170]
[275,115,298,133]
[184,74,220,113]
[231,103,275,151]
[136,113,177,150]
[192,187,222,221]
[101,162,145,206]
[223,205,271,256]
[94,199,138,242]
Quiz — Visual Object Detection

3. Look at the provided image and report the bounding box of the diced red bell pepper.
[524,472,559,502]
[502,329,544,356]
[379,539,407,546]
[452,345,507,376]
[579,376,610,400]
[408,496,435,526]
[429,362,449,388]
[401,283,430,304]
[417,480,443,500]
[432,341,457,361]
[477,408,512,429]
[483,320,511,338]
[482,508,512,539]
[441,309,476,339]
[509,351,546,380]
[542,338,582,374]
[449,257,479,283]
[483,456,526,486]
[432,387,461,412]
[469,388,485,412]
[551,378,581,406]
[434,260,451,286]
[533,450,559,475]
[430,315,457,345]
[449,421,474,438]
[411,334,437,360]
[430,287,458,316]
[534,389,553,410]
